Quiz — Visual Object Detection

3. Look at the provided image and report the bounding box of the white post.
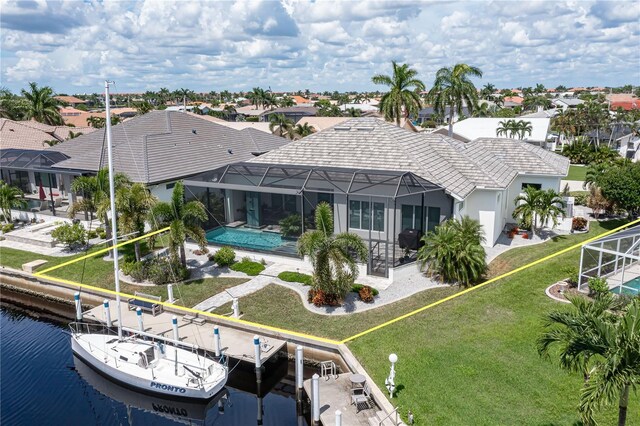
[578,246,585,291]
[232,298,240,318]
[103,299,112,327]
[386,353,398,398]
[136,307,144,332]
[295,345,304,392]
[74,292,82,321]
[253,335,261,370]
[167,284,175,304]
[214,326,221,357]
[335,410,342,426]
[311,373,320,425]
[172,315,179,341]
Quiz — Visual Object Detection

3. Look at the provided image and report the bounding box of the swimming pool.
[611,276,640,296]
[205,227,298,255]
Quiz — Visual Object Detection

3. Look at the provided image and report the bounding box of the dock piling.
[335,410,342,426]
[295,345,303,402]
[311,373,320,425]
[136,307,143,332]
[103,299,111,327]
[214,326,221,357]
[253,335,261,370]
[232,298,240,318]
[167,284,175,304]
[171,315,179,341]
[74,292,82,321]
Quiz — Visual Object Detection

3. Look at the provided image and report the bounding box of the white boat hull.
[71,333,227,400]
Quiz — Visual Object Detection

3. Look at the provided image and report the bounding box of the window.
[166,182,175,190]
[426,207,441,232]
[401,205,422,230]
[34,172,57,189]
[317,192,333,206]
[521,183,541,190]
[455,200,465,213]
[350,200,384,231]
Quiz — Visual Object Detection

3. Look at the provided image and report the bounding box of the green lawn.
[566,164,587,181]
[0,243,247,307]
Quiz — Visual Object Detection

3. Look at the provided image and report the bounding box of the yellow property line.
[340,218,640,344]
[34,227,170,276]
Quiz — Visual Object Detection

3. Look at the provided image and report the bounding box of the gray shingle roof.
[249,117,569,199]
[50,110,288,184]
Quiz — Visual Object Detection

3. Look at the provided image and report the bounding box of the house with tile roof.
[54,96,87,107]
[182,117,568,278]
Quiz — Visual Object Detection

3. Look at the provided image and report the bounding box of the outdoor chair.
[53,197,62,208]
[30,201,48,213]
[351,382,373,413]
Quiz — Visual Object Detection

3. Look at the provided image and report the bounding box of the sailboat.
[70,81,228,400]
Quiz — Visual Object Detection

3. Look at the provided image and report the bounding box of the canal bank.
[1,267,405,425]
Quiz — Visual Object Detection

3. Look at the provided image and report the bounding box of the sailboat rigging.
[70,81,228,400]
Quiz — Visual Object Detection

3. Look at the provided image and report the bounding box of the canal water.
[0,306,306,425]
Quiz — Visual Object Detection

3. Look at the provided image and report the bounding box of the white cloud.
[0,0,638,93]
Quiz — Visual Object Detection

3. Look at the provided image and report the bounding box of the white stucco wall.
[463,189,505,247]
[505,175,562,221]
[148,182,178,202]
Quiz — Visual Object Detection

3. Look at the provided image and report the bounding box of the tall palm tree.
[371,61,425,126]
[538,295,639,426]
[497,119,517,138]
[248,87,266,109]
[480,83,496,99]
[297,202,368,299]
[279,96,295,107]
[344,107,361,117]
[149,181,207,266]
[472,101,494,117]
[21,82,63,125]
[67,130,83,140]
[158,87,171,105]
[70,169,131,253]
[0,180,26,224]
[174,88,194,111]
[135,101,154,115]
[428,63,483,136]
[269,113,295,139]
[516,119,533,139]
[294,123,315,139]
[116,183,157,261]
[222,105,237,120]
[417,216,486,287]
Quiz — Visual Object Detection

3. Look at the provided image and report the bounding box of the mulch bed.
[547,281,588,302]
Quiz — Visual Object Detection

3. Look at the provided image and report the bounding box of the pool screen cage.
[578,224,640,295]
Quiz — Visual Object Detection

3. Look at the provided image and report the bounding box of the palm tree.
[536,189,566,229]
[538,295,639,426]
[472,101,494,117]
[417,216,486,287]
[279,96,295,107]
[497,119,517,138]
[294,123,315,139]
[157,88,171,106]
[149,181,207,266]
[135,101,154,115]
[428,63,483,136]
[222,105,237,120]
[70,169,131,253]
[480,83,496,99]
[174,88,194,111]
[86,115,103,128]
[515,119,533,139]
[21,82,63,125]
[344,107,361,117]
[523,95,551,112]
[297,202,368,299]
[371,61,425,126]
[116,183,157,261]
[43,139,61,147]
[248,87,266,109]
[512,186,540,233]
[0,180,26,224]
[269,113,295,139]
[67,130,83,140]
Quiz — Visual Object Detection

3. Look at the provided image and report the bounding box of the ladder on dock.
[319,360,338,380]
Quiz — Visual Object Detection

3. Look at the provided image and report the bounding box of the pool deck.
[84,302,287,365]
[606,263,640,293]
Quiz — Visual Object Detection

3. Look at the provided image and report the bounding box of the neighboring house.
[165,105,195,112]
[552,98,584,111]
[261,107,318,123]
[60,107,106,127]
[54,96,88,108]
[182,118,568,278]
[0,118,95,150]
[503,96,524,105]
[189,113,273,134]
[296,117,350,132]
[235,105,268,119]
[416,106,470,124]
[610,100,639,111]
[444,117,552,146]
[48,110,288,205]
[521,109,558,119]
[339,103,379,113]
[586,125,640,160]
[291,95,310,105]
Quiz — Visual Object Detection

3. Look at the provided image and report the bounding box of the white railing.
[379,406,400,426]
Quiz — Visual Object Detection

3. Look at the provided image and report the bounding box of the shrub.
[127,257,190,284]
[563,266,579,288]
[522,233,529,239]
[212,247,235,267]
[51,222,86,249]
[120,261,136,276]
[97,231,107,239]
[1,223,15,233]
[358,286,375,303]
[574,193,588,206]
[572,216,588,231]
[129,261,147,282]
[308,288,340,307]
[279,214,302,237]
[588,277,609,297]
[351,284,379,296]
[278,271,313,285]
[230,259,265,276]
[87,230,98,239]
[95,227,104,233]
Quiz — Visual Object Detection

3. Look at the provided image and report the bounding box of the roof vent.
[334,126,351,131]
[192,129,197,134]
[355,126,374,132]
[228,149,233,154]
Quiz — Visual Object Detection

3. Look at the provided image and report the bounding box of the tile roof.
[0,119,97,150]
[50,110,288,184]
[54,95,87,104]
[249,117,569,199]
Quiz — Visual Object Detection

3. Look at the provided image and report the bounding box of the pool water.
[611,276,640,296]
[206,227,298,255]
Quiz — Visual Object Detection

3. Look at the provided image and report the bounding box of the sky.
[1,0,639,95]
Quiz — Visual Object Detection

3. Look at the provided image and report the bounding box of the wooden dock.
[303,373,380,426]
[84,301,286,365]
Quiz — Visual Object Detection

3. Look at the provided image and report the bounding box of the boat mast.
[104,81,123,341]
